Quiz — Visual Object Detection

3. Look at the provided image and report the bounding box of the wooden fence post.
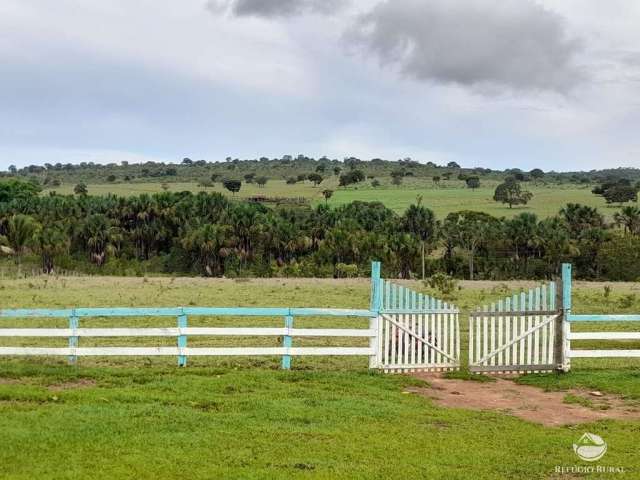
[369,261,381,369]
[68,310,79,364]
[177,312,187,367]
[554,263,572,372]
[281,314,293,370]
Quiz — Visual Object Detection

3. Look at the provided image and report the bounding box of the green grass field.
[43,178,623,219]
[0,276,639,478]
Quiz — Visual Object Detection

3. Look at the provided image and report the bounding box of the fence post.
[369,261,382,369]
[282,314,293,370]
[68,310,79,364]
[177,311,187,367]
[555,263,572,372]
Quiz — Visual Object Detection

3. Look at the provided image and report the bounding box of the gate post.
[369,261,382,369]
[554,263,572,372]
[281,314,293,370]
[177,311,188,367]
[68,310,79,365]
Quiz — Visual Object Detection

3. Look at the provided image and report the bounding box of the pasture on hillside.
[0,275,639,478]
[41,179,623,219]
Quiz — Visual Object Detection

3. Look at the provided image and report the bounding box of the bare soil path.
[408,374,640,427]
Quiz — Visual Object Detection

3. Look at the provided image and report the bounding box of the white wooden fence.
[0,307,378,369]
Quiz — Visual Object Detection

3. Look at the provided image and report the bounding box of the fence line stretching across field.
[2,261,637,373]
[0,306,380,368]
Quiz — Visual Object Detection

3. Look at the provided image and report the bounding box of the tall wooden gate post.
[554,263,572,372]
[369,261,381,369]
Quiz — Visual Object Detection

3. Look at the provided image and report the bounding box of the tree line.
[1,180,639,281]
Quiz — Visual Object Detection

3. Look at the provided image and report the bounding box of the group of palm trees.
[1,186,639,280]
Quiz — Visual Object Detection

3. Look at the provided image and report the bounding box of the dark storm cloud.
[346,0,584,92]
[207,0,346,18]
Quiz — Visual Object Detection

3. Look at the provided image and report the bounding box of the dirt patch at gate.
[407,374,640,426]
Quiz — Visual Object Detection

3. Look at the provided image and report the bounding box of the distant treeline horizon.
[2,155,640,187]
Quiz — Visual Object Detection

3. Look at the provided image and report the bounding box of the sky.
[1,0,640,171]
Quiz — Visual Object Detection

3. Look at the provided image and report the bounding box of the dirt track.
[408,374,640,427]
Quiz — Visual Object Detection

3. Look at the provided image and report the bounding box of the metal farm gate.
[371,264,460,373]
[468,281,563,374]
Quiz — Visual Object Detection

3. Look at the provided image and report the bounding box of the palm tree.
[181,224,235,276]
[5,214,38,265]
[34,223,69,273]
[402,202,436,279]
[614,206,640,235]
[79,214,121,266]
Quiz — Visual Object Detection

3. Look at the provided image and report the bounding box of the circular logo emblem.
[573,433,607,462]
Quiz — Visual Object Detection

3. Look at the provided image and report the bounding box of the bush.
[424,272,458,296]
[335,263,358,278]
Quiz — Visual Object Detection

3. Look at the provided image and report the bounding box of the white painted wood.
[541,286,547,365]
[497,300,503,367]
[0,327,376,338]
[469,315,474,365]
[569,349,640,358]
[568,332,640,340]
[482,305,488,366]
[505,297,511,365]
[474,315,558,365]
[455,313,460,364]
[490,303,495,366]
[380,314,456,362]
[0,347,72,355]
[0,346,376,357]
[527,290,533,365]
[519,293,526,366]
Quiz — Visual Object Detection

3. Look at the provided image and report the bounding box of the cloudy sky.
[1,0,639,171]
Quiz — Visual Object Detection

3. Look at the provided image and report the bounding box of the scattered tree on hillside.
[603,185,637,205]
[339,170,365,187]
[493,178,533,208]
[322,189,333,204]
[223,179,242,197]
[286,177,297,184]
[371,179,380,187]
[333,166,341,176]
[390,170,404,186]
[256,176,268,188]
[465,176,480,189]
[244,173,255,184]
[107,174,116,182]
[210,174,220,184]
[530,168,545,184]
[307,173,324,187]
[74,183,88,196]
[432,176,440,187]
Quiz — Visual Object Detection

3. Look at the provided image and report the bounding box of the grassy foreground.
[0,276,639,478]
